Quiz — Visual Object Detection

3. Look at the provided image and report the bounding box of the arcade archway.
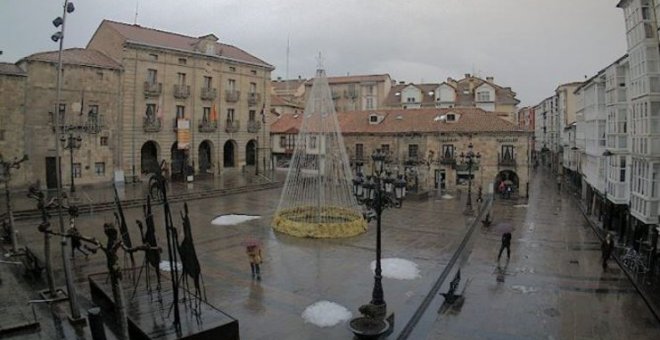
[246,139,257,166]
[140,141,160,174]
[199,140,213,173]
[223,140,237,168]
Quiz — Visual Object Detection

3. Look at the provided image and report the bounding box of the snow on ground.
[441,194,454,199]
[513,204,529,208]
[371,258,420,280]
[301,301,352,327]
[211,214,261,226]
[159,261,182,272]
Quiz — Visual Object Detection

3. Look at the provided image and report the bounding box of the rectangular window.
[355,143,364,159]
[310,136,317,148]
[408,144,419,159]
[178,58,187,65]
[366,97,374,109]
[250,82,257,93]
[249,110,256,122]
[147,69,157,84]
[228,79,236,91]
[73,163,82,178]
[149,53,158,60]
[251,69,257,75]
[177,72,186,85]
[95,162,105,176]
[203,107,211,121]
[203,76,212,88]
[442,144,454,159]
[501,145,515,160]
[88,104,99,125]
[100,136,108,146]
[227,108,235,121]
[176,105,185,119]
[407,97,416,103]
[229,66,236,72]
[367,85,374,95]
[477,91,490,101]
[381,144,390,155]
[280,136,287,148]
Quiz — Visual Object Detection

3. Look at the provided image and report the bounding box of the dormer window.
[369,113,383,124]
[446,113,456,122]
[406,97,416,103]
[476,91,491,101]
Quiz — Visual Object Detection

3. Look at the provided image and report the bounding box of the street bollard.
[87,307,107,340]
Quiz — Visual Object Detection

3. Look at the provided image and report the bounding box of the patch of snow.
[371,258,420,280]
[301,301,352,327]
[513,204,528,208]
[159,261,182,272]
[211,214,261,226]
[511,285,539,294]
[441,194,454,199]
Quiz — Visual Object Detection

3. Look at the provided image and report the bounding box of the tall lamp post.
[460,142,481,215]
[51,0,83,323]
[60,132,82,193]
[0,154,28,254]
[350,149,406,334]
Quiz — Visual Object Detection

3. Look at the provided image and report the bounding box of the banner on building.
[177,119,191,149]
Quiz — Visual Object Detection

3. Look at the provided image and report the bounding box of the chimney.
[486,76,494,82]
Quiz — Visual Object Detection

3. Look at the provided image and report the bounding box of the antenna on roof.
[286,34,290,93]
[133,0,139,25]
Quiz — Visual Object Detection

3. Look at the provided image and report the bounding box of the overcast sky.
[0,0,626,106]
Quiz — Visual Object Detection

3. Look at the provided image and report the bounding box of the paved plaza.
[1,169,660,339]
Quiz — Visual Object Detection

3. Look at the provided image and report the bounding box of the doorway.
[45,157,59,189]
[223,140,237,168]
[246,139,257,166]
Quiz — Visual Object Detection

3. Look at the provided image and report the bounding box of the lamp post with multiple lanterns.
[460,142,481,215]
[60,132,82,193]
[351,149,406,324]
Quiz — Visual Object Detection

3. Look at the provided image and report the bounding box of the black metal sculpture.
[113,184,135,273]
[176,203,205,311]
[134,196,161,294]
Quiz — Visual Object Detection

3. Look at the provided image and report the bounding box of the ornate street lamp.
[460,143,481,215]
[350,149,406,336]
[60,132,82,193]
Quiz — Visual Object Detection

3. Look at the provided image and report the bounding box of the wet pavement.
[1,169,660,339]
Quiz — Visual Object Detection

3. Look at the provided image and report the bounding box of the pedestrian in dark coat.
[498,232,512,261]
[601,233,615,270]
[246,244,263,280]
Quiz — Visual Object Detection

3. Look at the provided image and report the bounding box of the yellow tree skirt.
[272,206,367,238]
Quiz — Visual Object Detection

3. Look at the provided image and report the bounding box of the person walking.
[556,174,562,192]
[246,243,263,280]
[601,233,615,270]
[498,232,512,261]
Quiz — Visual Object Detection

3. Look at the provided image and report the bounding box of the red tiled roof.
[21,48,121,70]
[271,108,524,134]
[271,95,303,108]
[101,20,273,69]
[0,62,26,76]
[383,83,439,106]
[304,74,391,86]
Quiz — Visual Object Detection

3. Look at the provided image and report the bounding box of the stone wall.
[0,73,29,187]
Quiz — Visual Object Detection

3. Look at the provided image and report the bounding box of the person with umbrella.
[245,239,263,280]
[495,222,513,261]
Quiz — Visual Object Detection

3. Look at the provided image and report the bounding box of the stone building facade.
[87,20,274,181]
[271,108,531,195]
[0,63,29,187]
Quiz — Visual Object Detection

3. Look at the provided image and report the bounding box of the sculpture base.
[88,269,239,340]
[272,206,367,238]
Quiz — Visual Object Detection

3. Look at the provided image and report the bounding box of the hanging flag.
[211,103,218,121]
[79,90,85,116]
[156,94,164,120]
[260,103,266,124]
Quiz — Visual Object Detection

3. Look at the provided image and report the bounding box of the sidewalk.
[569,183,660,323]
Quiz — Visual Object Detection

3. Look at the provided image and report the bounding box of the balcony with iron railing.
[200,87,217,101]
[438,156,456,166]
[332,91,341,100]
[247,120,261,133]
[344,90,358,99]
[143,117,162,133]
[173,84,190,99]
[247,92,261,106]
[225,90,240,103]
[144,82,162,97]
[225,119,240,133]
[198,119,217,133]
[498,153,517,167]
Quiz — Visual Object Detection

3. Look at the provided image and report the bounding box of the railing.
[225,119,240,133]
[173,84,190,99]
[198,119,217,133]
[143,117,162,133]
[200,87,217,101]
[498,153,516,167]
[332,91,341,99]
[247,120,261,133]
[247,92,261,105]
[344,90,358,99]
[144,82,162,97]
[438,157,456,166]
[225,90,240,103]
